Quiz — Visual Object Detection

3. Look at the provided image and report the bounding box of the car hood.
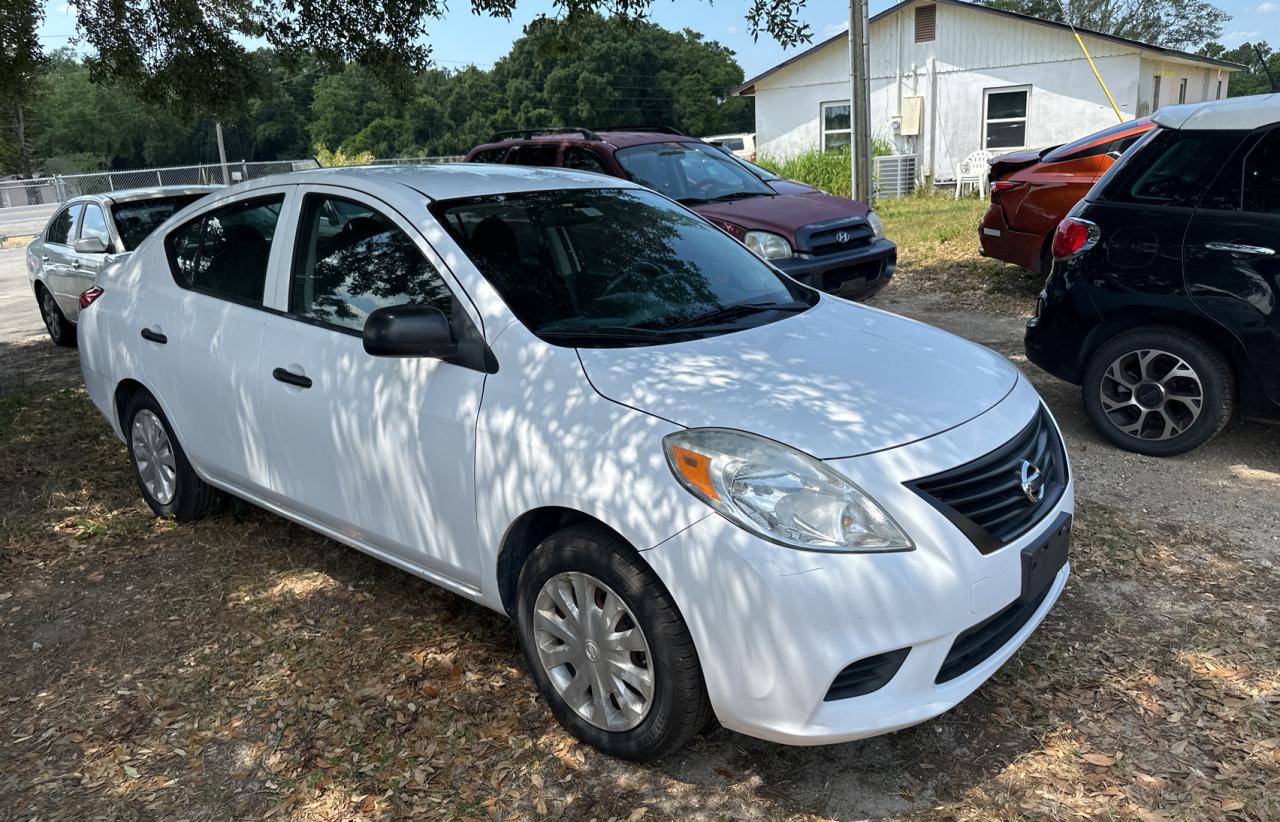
[691,191,870,243]
[576,298,1019,459]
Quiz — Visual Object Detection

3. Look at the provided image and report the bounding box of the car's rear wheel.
[1082,327,1233,456]
[125,390,220,521]
[37,286,76,347]
[515,523,712,761]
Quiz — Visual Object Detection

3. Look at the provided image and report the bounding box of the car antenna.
[1255,44,1279,93]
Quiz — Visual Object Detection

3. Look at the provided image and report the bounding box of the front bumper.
[643,377,1073,745]
[774,239,896,301]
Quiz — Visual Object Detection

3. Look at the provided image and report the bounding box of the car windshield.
[614,141,775,204]
[430,188,815,347]
[112,194,208,250]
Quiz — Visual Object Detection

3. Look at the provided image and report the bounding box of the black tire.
[515,523,712,761]
[36,285,77,347]
[1081,326,1234,457]
[124,389,220,521]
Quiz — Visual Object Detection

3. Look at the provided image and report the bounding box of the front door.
[257,187,486,588]
[41,204,83,316]
[1184,127,1280,405]
[68,203,113,298]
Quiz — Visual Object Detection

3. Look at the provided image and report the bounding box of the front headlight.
[663,428,912,552]
[866,211,885,241]
[743,230,793,260]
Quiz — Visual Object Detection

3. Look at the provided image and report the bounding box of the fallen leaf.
[1083,753,1115,767]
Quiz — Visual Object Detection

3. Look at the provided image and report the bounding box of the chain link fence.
[0,159,321,238]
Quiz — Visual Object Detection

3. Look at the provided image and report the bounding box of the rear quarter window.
[469,146,510,163]
[1100,129,1245,208]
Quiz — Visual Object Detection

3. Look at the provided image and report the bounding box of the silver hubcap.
[1099,348,1204,441]
[532,571,654,731]
[41,292,60,338]
[131,410,177,504]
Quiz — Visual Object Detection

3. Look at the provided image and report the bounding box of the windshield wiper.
[705,191,775,202]
[538,325,677,344]
[660,300,810,330]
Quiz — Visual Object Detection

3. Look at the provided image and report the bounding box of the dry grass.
[1,287,1277,819]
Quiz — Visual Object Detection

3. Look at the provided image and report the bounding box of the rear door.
[1184,127,1280,405]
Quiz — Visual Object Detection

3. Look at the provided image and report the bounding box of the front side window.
[984,87,1029,150]
[821,102,852,151]
[430,188,813,347]
[614,141,774,204]
[79,205,111,249]
[563,147,609,174]
[112,195,206,251]
[1102,129,1244,208]
[510,144,560,167]
[46,205,81,246]
[290,194,454,332]
[167,195,284,305]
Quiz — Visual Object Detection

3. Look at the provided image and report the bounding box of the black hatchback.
[1026,94,1280,456]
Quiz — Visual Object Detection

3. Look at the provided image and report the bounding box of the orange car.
[979,118,1154,274]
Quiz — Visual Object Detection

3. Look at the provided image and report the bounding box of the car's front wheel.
[1082,327,1234,456]
[515,523,712,761]
[125,390,220,520]
[37,286,76,347]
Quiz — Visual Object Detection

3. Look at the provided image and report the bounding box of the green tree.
[977,0,1229,51]
[1199,41,1279,97]
[0,0,44,176]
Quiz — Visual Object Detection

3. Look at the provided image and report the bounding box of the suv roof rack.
[490,127,602,142]
[594,125,688,136]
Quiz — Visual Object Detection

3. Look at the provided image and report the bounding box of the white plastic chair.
[954,150,994,199]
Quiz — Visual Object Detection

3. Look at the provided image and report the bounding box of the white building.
[735,0,1241,182]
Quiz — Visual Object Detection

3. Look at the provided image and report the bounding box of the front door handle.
[272,367,312,389]
[1203,242,1275,256]
[140,328,167,344]
[71,259,81,269]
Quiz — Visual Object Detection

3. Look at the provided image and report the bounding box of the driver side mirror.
[74,236,109,254]
[363,304,457,359]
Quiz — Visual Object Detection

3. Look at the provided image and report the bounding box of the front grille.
[935,581,1051,684]
[795,217,875,255]
[907,406,1067,554]
[824,648,910,701]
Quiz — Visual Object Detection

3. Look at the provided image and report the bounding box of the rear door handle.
[140,328,167,344]
[1203,242,1275,256]
[272,367,312,389]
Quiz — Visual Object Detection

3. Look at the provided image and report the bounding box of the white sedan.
[76,164,1072,760]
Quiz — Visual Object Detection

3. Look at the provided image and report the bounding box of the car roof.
[65,185,223,207]
[477,130,699,150]
[224,163,640,202]
[1152,93,1280,131]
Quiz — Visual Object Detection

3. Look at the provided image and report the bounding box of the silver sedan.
[27,186,220,346]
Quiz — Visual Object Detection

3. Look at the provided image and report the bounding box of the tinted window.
[511,144,560,167]
[1102,129,1243,208]
[469,147,510,163]
[46,205,81,245]
[289,195,454,332]
[614,141,774,204]
[430,188,812,347]
[112,195,206,250]
[985,88,1029,150]
[79,205,111,249]
[168,196,283,305]
[1043,120,1150,163]
[1243,130,1280,214]
[563,147,609,174]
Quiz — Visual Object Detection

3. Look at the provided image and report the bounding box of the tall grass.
[756,138,895,199]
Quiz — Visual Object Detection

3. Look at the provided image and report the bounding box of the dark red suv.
[464,127,896,300]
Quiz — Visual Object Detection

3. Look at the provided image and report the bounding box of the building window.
[914,4,936,42]
[821,101,852,151]
[983,86,1030,150]
[1178,78,1188,104]
[1216,79,1223,99]
[1152,75,1162,111]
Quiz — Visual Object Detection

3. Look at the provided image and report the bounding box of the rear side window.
[469,146,510,163]
[167,196,284,305]
[46,205,81,245]
[1102,129,1244,208]
[79,205,111,249]
[1243,130,1280,214]
[289,194,454,332]
[112,195,205,250]
[510,144,560,167]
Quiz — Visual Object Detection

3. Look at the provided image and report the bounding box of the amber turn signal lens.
[669,445,719,502]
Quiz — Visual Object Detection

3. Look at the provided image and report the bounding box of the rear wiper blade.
[662,300,809,330]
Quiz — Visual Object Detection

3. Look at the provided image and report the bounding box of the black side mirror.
[363,304,457,358]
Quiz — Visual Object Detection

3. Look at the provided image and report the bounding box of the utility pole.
[215,122,230,185]
[848,0,872,202]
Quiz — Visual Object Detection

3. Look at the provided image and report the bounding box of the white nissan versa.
[77,164,1073,761]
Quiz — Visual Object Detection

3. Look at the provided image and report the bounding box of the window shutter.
[915,4,936,43]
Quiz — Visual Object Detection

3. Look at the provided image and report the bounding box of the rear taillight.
[79,286,104,310]
[1050,217,1100,260]
[990,179,1020,202]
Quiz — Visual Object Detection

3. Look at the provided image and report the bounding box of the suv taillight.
[79,286,104,310]
[1051,217,1100,260]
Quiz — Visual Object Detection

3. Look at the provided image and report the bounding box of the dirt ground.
[2,203,1278,820]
